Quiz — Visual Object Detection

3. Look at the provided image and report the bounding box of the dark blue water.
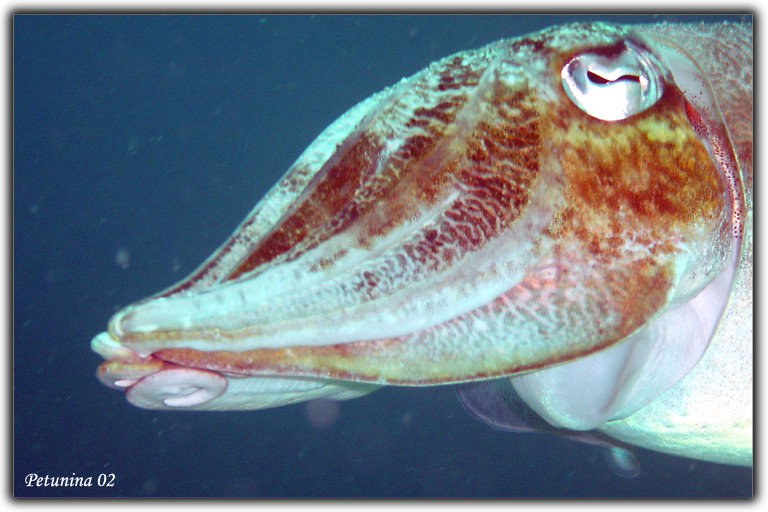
[14,14,752,497]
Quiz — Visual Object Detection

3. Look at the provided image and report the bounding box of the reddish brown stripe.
[226,132,387,280]
[437,55,482,91]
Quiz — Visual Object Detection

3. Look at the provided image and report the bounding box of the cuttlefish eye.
[561,41,664,121]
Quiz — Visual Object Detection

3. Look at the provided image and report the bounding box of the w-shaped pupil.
[587,70,641,85]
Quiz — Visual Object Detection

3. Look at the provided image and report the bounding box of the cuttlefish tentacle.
[110,43,554,356]
[91,20,750,466]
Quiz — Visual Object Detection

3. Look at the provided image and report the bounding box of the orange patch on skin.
[543,82,726,264]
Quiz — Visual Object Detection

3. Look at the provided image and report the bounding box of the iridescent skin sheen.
[91,21,752,466]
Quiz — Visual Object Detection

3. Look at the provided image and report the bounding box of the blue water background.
[14,14,752,497]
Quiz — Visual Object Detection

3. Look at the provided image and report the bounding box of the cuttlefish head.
[92,22,740,416]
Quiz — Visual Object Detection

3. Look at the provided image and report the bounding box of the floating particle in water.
[115,248,130,269]
[605,447,641,479]
[304,399,340,429]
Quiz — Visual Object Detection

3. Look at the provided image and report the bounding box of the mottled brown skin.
[227,59,483,280]
[121,36,727,385]
[99,22,733,394]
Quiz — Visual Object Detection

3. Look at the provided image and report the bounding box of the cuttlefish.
[91,21,753,468]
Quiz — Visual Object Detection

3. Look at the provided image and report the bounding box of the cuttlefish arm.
[91,19,749,468]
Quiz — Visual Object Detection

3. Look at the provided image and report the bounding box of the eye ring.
[561,41,664,121]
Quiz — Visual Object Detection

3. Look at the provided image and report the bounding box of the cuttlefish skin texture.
[91,21,751,467]
[597,21,752,467]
